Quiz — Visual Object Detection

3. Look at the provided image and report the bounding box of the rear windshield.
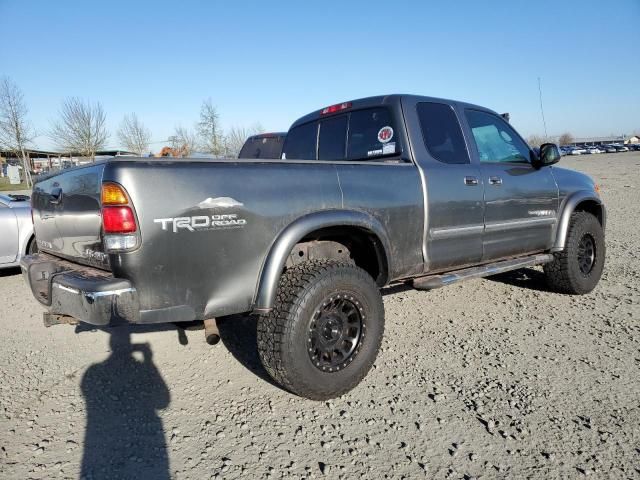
[282,107,400,161]
[238,135,285,159]
[282,123,318,160]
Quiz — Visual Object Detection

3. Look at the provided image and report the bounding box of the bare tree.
[50,97,108,160]
[0,77,35,186]
[169,126,197,157]
[558,132,574,146]
[224,123,264,158]
[117,113,151,155]
[526,134,546,148]
[197,98,224,156]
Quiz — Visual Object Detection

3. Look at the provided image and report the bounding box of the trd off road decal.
[154,197,247,233]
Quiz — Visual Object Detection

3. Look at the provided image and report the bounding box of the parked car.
[0,194,37,269]
[569,147,585,155]
[238,132,287,159]
[603,145,618,153]
[613,144,629,152]
[22,94,606,400]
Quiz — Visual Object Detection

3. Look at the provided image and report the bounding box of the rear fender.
[252,210,392,313]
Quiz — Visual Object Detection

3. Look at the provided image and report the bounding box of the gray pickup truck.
[22,94,605,400]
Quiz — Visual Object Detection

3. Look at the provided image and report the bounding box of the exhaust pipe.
[203,318,220,345]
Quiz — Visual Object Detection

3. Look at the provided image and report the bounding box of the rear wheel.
[257,260,384,400]
[544,211,605,294]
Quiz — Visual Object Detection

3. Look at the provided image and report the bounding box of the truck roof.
[289,94,497,130]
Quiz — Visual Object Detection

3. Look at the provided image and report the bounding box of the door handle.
[488,176,503,186]
[464,176,479,186]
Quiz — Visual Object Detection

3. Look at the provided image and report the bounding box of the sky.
[1,0,639,151]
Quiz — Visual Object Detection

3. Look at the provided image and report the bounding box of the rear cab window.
[282,106,402,162]
[282,122,318,160]
[347,108,399,161]
[417,102,470,164]
[318,115,348,160]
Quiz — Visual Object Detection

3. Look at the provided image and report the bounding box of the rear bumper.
[20,253,139,326]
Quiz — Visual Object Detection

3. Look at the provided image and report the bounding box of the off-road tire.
[257,260,384,400]
[544,211,605,294]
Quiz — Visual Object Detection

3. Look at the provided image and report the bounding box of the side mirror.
[534,143,561,168]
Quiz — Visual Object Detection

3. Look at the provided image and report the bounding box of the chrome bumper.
[20,253,139,326]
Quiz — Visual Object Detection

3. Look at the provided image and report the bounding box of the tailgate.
[32,163,109,270]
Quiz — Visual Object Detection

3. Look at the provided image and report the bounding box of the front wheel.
[544,211,605,294]
[257,260,385,400]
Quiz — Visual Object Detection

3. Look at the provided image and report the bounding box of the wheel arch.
[253,210,392,313]
[552,191,605,252]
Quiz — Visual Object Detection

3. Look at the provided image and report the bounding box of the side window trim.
[465,108,533,165]
[314,120,320,160]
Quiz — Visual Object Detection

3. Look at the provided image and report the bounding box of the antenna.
[538,77,548,139]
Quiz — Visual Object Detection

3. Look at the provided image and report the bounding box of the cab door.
[403,98,486,271]
[0,203,19,264]
[463,109,559,260]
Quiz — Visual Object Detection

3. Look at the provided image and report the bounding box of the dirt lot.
[1,153,638,479]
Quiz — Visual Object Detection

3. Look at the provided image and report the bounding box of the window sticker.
[377,126,394,143]
[367,149,383,157]
[382,142,396,155]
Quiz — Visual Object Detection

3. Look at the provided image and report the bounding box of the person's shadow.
[80,327,171,480]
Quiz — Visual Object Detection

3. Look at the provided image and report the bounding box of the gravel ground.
[1,153,639,479]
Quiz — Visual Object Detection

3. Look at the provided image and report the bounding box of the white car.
[586,147,602,154]
[570,147,585,155]
[0,194,37,269]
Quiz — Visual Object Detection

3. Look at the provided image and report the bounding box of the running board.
[412,254,554,291]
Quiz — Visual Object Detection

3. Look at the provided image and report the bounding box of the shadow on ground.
[217,314,286,391]
[79,326,171,480]
[485,267,554,292]
[0,266,21,278]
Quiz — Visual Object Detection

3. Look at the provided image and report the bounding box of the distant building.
[569,136,626,146]
[627,135,640,145]
[0,148,137,175]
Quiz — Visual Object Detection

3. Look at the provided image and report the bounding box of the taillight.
[101,182,139,251]
[103,206,137,233]
[321,102,351,115]
[102,183,128,205]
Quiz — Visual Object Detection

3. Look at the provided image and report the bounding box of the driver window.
[465,109,532,164]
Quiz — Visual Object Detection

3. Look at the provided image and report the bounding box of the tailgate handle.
[50,187,63,204]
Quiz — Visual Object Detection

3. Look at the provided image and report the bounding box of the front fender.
[552,190,605,252]
[252,210,392,313]
[18,213,34,256]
